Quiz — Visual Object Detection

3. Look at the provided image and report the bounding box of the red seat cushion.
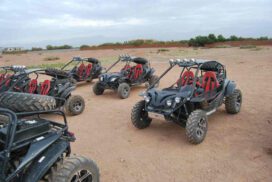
[77,63,86,79]
[133,64,143,79]
[122,65,132,78]
[85,63,93,78]
[40,80,51,95]
[28,79,37,93]
[201,71,219,92]
[178,71,194,86]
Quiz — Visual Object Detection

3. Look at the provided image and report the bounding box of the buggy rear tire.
[225,89,242,114]
[50,155,99,182]
[93,82,104,95]
[117,83,130,99]
[64,95,85,116]
[0,92,56,112]
[148,75,160,88]
[131,100,152,129]
[185,110,208,144]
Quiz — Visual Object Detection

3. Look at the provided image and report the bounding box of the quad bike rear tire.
[185,110,208,144]
[49,155,99,182]
[64,95,85,116]
[225,89,242,114]
[117,83,130,99]
[131,100,152,129]
[93,82,104,95]
[0,92,56,112]
[148,75,160,88]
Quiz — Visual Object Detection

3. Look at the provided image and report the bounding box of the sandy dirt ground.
[1,47,272,182]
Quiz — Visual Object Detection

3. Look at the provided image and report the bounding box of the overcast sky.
[0,0,271,48]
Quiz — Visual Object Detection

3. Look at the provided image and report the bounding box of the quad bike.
[0,68,85,116]
[0,108,99,182]
[131,58,242,144]
[93,55,159,99]
[45,57,102,83]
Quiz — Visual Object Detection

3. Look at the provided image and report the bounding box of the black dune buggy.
[0,108,99,182]
[0,65,27,92]
[131,58,242,144]
[93,55,159,99]
[0,68,85,116]
[46,57,102,83]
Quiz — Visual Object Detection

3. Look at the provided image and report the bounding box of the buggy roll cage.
[148,58,226,91]
[61,57,100,70]
[0,108,68,181]
[105,54,150,73]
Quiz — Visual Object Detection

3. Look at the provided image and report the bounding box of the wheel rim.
[123,87,129,96]
[71,169,93,182]
[73,100,82,112]
[140,108,148,121]
[196,118,207,138]
[235,93,241,110]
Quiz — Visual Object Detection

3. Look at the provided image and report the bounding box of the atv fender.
[23,139,70,182]
[224,80,236,97]
[60,85,76,99]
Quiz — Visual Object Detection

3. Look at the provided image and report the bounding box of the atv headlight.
[144,95,151,103]
[175,97,181,103]
[110,77,117,82]
[99,76,104,82]
[166,100,172,107]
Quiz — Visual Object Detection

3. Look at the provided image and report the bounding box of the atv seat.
[85,63,93,78]
[28,79,38,93]
[132,64,143,79]
[201,71,219,92]
[177,71,194,87]
[77,63,86,79]
[40,80,51,95]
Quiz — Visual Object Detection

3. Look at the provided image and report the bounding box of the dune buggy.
[131,58,242,144]
[93,55,159,99]
[0,108,99,182]
[0,68,85,116]
[0,65,26,92]
[46,57,102,83]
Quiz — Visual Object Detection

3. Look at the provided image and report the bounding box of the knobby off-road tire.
[185,110,208,144]
[0,92,56,112]
[49,155,99,182]
[131,100,152,129]
[148,75,160,88]
[93,82,104,95]
[225,89,242,114]
[117,83,130,99]
[64,95,85,116]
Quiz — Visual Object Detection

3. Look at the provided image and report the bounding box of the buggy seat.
[40,80,51,95]
[131,64,143,79]
[201,71,219,92]
[85,63,93,78]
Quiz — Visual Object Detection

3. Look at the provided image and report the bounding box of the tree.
[229,35,239,41]
[217,35,226,42]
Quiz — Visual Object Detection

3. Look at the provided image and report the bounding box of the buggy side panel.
[23,139,69,182]
[224,80,236,97]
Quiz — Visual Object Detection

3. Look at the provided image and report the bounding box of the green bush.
[31,47,43,51]
[46,45,72,50]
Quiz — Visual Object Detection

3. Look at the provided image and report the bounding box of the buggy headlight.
[144,95,151,103]
[166,100,172,107]
[99,76,104,81]
[110,77,117,82]
[175,97,181,103]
